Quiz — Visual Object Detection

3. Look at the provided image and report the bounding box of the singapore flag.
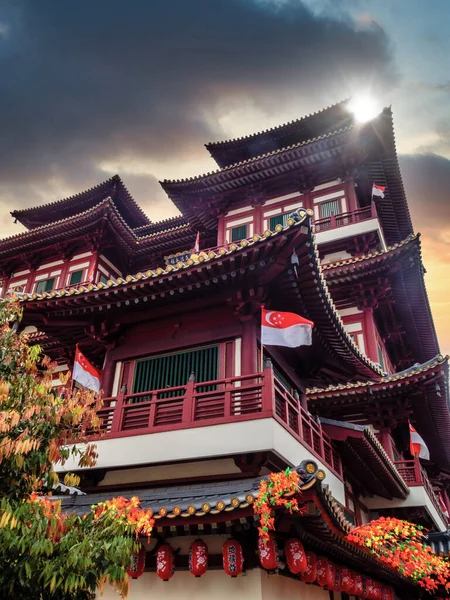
[73,345,102,392]
[261,309,314,348]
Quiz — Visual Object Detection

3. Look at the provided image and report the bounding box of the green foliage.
[0,299,152,599]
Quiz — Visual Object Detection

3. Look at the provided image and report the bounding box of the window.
[319,199,340,218]
[99,274,109,285]
[69,270,83,286]
[269,214,288,230]
[133,345,219,399]
[231,224,248,242]
[35,278,55,294]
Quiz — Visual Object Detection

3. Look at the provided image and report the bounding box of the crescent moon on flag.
[265,311,275,325]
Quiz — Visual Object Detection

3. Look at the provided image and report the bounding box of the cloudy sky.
[0,0,449,353]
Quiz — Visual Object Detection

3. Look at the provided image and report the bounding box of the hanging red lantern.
[127,544,146,579]
[284,538,307,574]
[316,557,329,588]
[352,573,364,597]
[257,534,279,571]
[324,559,336,590]
[363,577,380,600]
[300,551,317,583]
[189,539,208,577]
[381,585,395,600]
[222,539,244,577]
[156,544,175,581]
[339,567,354,594]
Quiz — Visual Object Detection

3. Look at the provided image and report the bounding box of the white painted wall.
[261,572,332,600]
[315,218,382,245]
[60,419,345,504]
[98,568,332,600]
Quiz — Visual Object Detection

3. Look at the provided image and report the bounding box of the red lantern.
[222,539,244,577]
[339,567,354,594]
[353,573,364,597]
[257,534,279,571]
[300,551,317,583]
[364,577,380,600]
[189,539,208,577]
[316,557,329,588]
[324,559,336,590]
[381,585,395,600]
[284,538,307,574]
[127,544,146,579]
[156,544,175,581]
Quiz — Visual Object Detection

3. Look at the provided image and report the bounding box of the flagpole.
[260,305,264,373]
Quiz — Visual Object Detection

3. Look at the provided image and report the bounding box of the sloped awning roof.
[320,418,409,499]
[308,355,450,470]
[56,460,416,592]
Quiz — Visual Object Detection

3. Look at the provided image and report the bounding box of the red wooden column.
[101,349,116,397]
[344,176,358,212]
[240,315,258,375]
[379,429,395,461]
[362,309,379,364]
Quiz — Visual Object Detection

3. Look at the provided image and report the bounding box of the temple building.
[2,100,449,598]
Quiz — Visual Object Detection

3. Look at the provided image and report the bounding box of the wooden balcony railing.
[395,459,448,526]
[94,364,342,478]
[314,204,378,234]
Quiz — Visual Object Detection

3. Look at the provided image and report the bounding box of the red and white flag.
[261,309,314,348]
[193,231,200,253]
[439,493,449,519]
[73,346,102,392]
[372,183,386,199]
[409,422,430,461]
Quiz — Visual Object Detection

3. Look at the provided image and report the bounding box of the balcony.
[84,363,342,481]
[314,204,384,246]
[364,458,448,531]
[395,459,448,528]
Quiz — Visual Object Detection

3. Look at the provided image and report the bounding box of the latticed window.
[69,270,83,285]
[132,345,219,398]
[231,225,248,242]
[269,214,288,230]
[35,278,55,294]
[319,199,340,218]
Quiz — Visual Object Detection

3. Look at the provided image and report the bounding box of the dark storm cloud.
[399,153,450,258]
[0,0,397,216]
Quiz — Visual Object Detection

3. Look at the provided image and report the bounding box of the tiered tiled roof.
[205,100,352,168]
[164,105,413,245]
[11,175,150,230]
[0,197,197,269]
[16,211,385,381]
[323,233,440,365]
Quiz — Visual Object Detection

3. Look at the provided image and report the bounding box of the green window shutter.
[231,225,248,242]
[133,345,219,400]
[269,214,286,230]
[36,278,55,294]
[69,270,83,285]
[320,199,340,218]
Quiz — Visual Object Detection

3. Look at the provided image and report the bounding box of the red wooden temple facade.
[2,100,449,598]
